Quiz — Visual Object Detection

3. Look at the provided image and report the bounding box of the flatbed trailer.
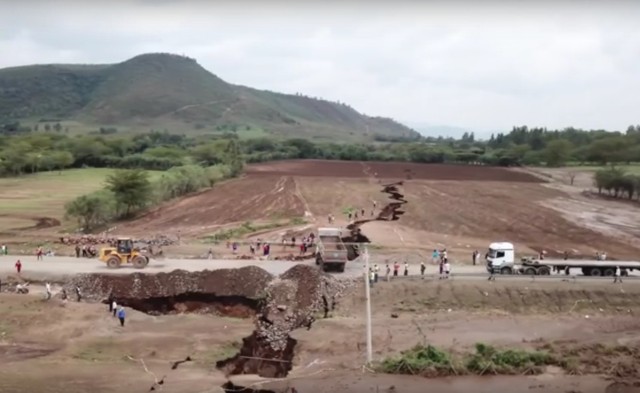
[513,258,639,276]
[485,242,640,276]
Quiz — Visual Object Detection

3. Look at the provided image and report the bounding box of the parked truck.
[315,227,349,273]
[486,242,640,276]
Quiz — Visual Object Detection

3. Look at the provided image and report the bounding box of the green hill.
[0,53,419,140]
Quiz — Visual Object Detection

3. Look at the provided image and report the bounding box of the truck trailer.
[315,227,349,273]
[486,242,640,276]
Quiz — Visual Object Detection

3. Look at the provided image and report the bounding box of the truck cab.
[486,242,515,274]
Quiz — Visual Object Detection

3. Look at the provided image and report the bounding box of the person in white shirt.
[45,282,52,300]
[444,260,451,279]
[614,266,622,283]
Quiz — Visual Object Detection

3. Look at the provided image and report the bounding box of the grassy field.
[0,168,161,232]
[563,164,640,175]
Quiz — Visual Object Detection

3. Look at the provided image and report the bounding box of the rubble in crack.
[217,264,353,378]
[64,263,354,378]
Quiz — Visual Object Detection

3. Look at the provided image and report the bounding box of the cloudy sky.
[1,1,639,135]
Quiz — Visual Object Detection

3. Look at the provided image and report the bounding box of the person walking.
[613,266,623,284]
[45,282,52,300]
[75,286,82,302]
[420,261,426,278]
[432,249,439,265]
[117,306,126,327]
[472,250,477,266]
[15,259,22,274]
[112,300,118,317]
[385,263,391,282]
[444,259,451,279]
[373,264,379,283]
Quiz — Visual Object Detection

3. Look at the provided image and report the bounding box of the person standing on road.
[403,261,409,276]
[444,259,451,279]
[438,259,444,279]
[420,261,426,278]
[393,262,399,277]
[15,259,22,274]
[385,263,391,282]
[75,245,81,258]
[614,266,622,284]
[487,259,495,281]
[472,250,477,266]
[112,300,118,317]
[117,306,126,327]
[432,249,439,265]
[373,264,379,283]
[45,282,52,300]
[75,286,82,302]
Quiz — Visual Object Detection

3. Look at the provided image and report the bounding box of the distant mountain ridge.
[0,53,419,140]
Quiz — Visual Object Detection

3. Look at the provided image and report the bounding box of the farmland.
[2,160,640,393]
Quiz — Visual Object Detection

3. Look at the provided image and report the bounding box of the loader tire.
[132,256,147,269]
[106,256,121,269]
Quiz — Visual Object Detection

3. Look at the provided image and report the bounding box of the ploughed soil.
[246,159,543,182]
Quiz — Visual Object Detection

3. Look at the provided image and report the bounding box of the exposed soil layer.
[221,382,277,393]
[69,266,274,302]
[246,159,544,182]
[0,214,61,230]
[216,332,297,378]
[67,264,351,378]
[112,293,259,317]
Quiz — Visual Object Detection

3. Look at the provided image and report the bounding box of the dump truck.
[315,227,349,273]
[486,242,640,276]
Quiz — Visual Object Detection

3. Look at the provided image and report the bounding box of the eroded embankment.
[67,264,351,378]
[342,181,408,259]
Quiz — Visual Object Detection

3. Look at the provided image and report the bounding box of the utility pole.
[363,244,373,364]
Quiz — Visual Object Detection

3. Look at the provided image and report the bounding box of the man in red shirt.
[15,260,22,274]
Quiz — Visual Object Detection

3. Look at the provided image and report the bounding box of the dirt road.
[2,255,638,283]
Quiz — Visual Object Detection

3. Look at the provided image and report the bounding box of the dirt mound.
[247,160,543,182]
[69,266,274,302]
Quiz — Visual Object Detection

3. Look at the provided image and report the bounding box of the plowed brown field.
[246,159,542,182]
[124,160,640,260]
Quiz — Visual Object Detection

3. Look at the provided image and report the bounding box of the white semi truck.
[315,227,349,273]
[486,242,640,276]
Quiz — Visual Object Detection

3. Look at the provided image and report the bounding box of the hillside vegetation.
[0,53,418,140]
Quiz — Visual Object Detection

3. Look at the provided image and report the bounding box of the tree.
[65,191,115,232]
[105,169,151,217]
[544,139,572,167]
[224,139,244,176]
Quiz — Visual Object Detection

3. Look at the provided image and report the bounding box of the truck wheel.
[500,267,513,275]
[589,268,602,277]
[132,256,146,269]
[538,267,550,275]
[106,256,121,269]
[603,268,615,276]
[621,270,629,277]
[524,267,536,275]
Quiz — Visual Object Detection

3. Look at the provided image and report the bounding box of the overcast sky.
[1,1,639,134]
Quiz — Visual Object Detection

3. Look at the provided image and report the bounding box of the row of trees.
[2,125,640,178]
[65,164,236,231]
[593,167,640,201]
